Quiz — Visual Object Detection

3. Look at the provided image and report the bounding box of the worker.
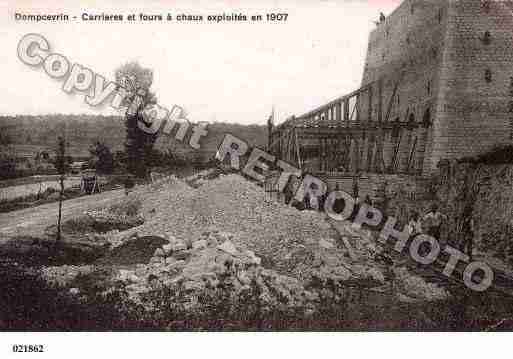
[124,174,135,196]
[459,204,474,260]
[422,203,447,241]
[406,211,422,237]
[379,12,386,23]
[364,194,372,206]
[352,176,359,202]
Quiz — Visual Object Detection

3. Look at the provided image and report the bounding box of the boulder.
[318,238,335,249]
[243,250,262,265]
[154,248,165,257]
[172,250,191,261]
[69,287,80,295]
[150,256,164,264]
[135,265,148,277]
[237,271,251,285]
[217,240,239,256]
[162,243,174,255]
[192,239,208,250]
[171,240,187,252]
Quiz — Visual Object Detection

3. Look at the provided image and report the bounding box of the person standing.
[407,211,423,237]
[124,174,135,196]
[422,203,447,241]
[460,204,474,260]
[364,194,372,206]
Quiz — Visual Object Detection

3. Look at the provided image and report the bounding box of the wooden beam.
[368,84,373,123]
[294,128,302,169]
[389,129,402,173]
[378,78,383,123]
[384,74,403,123]
[406,135,418,174]
[344,98,349,122]
[366,135,375,172]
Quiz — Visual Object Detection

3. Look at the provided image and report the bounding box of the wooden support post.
[348,136,355,173]
[368,85,373,123]
[344,98,349,123]
[402,127,413,171]
[390,128,402,173]
[319,133,322,172]
[335,136,341,171]
[378,78,383,123]
[324,138,328,172]
[356,94,360,123]
[294,128,302,169]
[361,132,367,171]
[406,135,418,174]
[354,136,360,173]
[374,130,386,173]
[367,134,375,172]
[416,125,430,175]
[288,129,294,162]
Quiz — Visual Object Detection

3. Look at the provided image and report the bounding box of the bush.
[458,145,513,165]
[107,197,142,217]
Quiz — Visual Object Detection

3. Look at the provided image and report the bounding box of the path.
[0,189,125,240]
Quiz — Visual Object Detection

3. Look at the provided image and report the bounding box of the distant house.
[15,157,33,171]
[34,151,55,172]
[70,161,88,174]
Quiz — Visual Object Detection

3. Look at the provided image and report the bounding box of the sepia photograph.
[1,0,513,354]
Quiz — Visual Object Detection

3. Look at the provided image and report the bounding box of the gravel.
[130,174,348,279]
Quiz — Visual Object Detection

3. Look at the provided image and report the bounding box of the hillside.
[0,115,268,161]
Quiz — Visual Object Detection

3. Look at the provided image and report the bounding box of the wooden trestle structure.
[268,75,432,177]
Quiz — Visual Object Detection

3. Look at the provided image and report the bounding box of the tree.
[114,61,158,178]
[0,144,16,179]
[54,136,69,243]
[89,141,114,174]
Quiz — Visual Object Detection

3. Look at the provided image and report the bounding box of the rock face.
[436,163,513,264]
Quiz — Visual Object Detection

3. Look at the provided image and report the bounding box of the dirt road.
[0,189,125,239]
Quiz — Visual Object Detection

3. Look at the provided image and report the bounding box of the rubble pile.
[393,267,449,303]
[41,265,95,287]
[28,170,458,329]
[131,174,344,279]
[113,232,320,315]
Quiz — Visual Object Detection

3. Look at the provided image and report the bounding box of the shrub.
[107,197,142,217]
[458,145,513,165]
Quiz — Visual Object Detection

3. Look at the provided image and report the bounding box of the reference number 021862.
[12,345,44,353]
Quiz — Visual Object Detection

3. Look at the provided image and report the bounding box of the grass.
[0,187,82,213]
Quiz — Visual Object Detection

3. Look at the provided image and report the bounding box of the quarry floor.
[1,170,513,330]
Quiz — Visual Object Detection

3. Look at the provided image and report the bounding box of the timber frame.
[268,74,432,177]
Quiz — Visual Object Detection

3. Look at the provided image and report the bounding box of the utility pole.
[56,136,66,243]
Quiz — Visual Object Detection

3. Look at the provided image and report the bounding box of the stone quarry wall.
[362,0,447,174]
[361,0,513,174]
[436,162,513,262]
[430,0,513,172]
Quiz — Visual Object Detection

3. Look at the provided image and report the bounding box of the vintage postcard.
[0,0,512,356]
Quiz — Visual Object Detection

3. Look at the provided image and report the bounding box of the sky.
[0,0,401,125]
